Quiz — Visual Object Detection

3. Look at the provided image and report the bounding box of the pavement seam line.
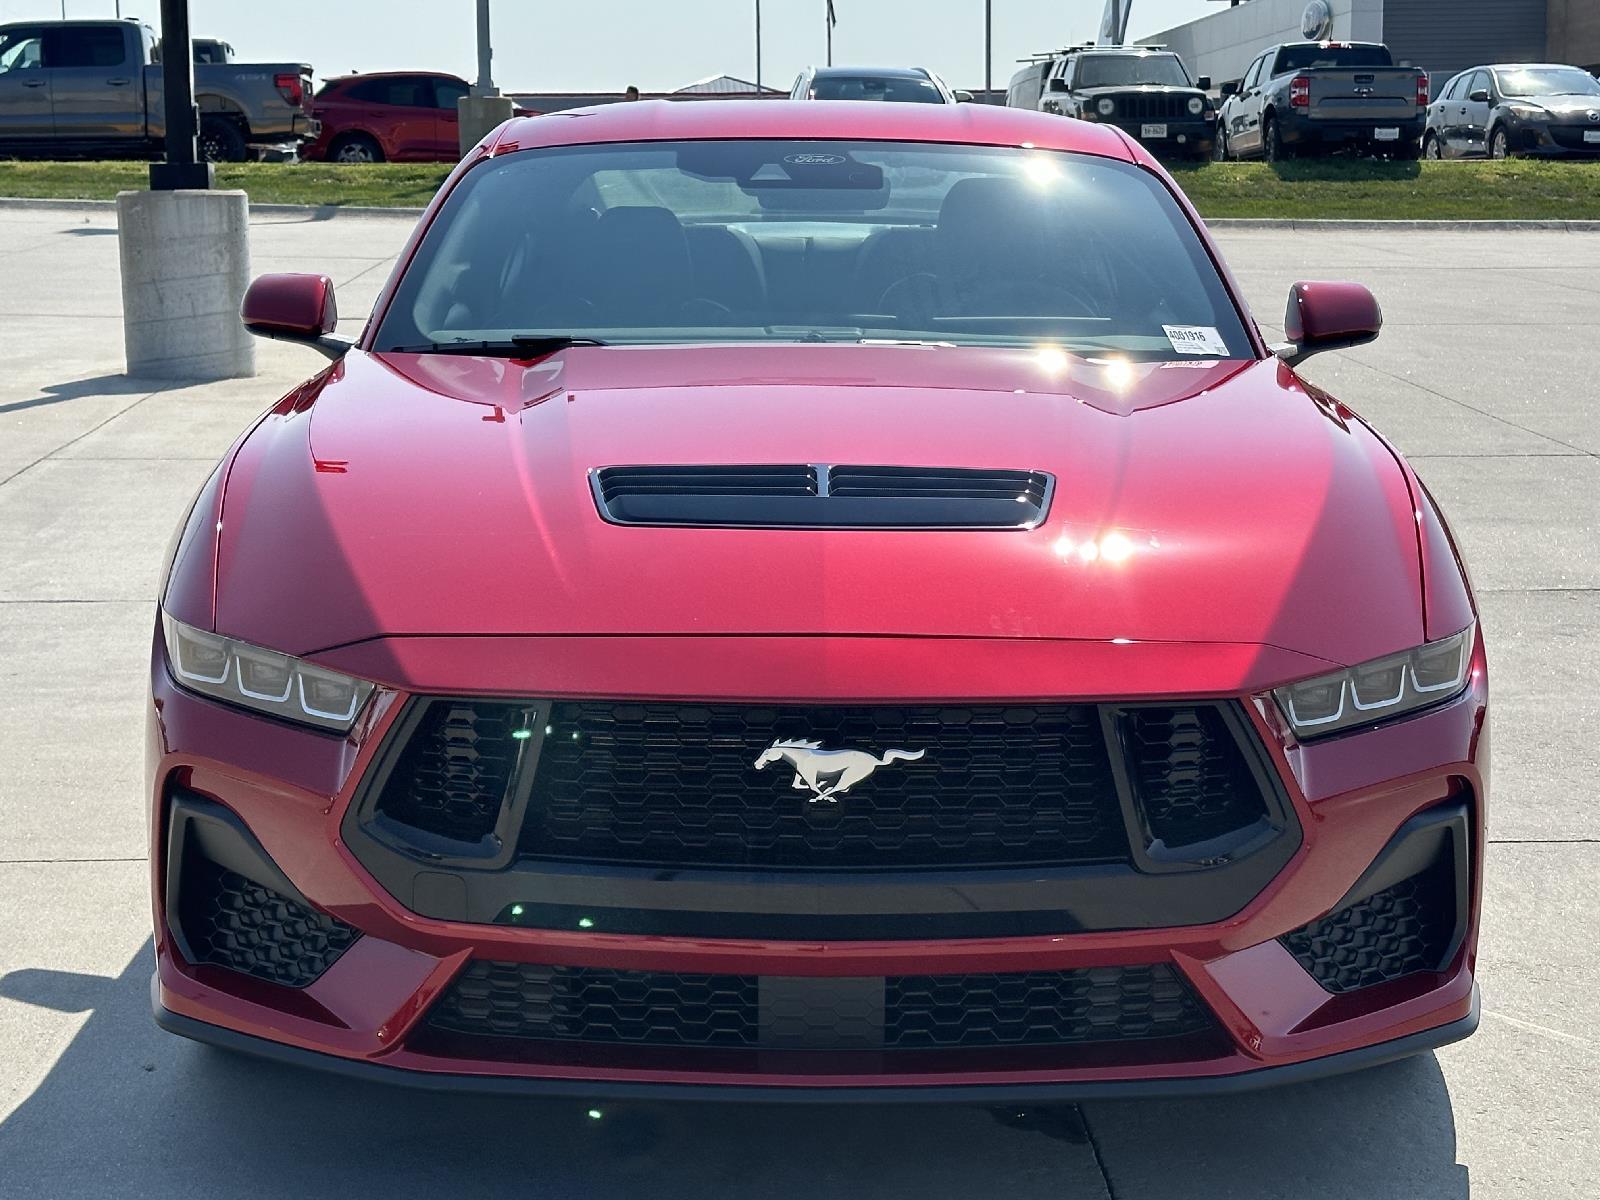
[0,384,172,489]
[1075,1106,1120,1200]
[1482,1010,1597,1052]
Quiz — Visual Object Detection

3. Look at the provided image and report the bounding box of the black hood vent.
[591,464,1053,530]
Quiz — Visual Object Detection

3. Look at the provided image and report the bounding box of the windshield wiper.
[384,335,608,357]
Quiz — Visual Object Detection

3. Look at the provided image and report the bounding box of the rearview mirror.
[1277,281,1382,367]
[1219,80,1238,98]
[240,273,351,361]
[954,89,974,102]
[1468,88,1490,103]
[1197,75,1212,91]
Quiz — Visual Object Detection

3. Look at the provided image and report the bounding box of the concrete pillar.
[117,189,254,381]
[458,94,517,156]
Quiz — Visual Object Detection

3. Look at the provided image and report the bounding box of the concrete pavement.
[1,204,1595,1198]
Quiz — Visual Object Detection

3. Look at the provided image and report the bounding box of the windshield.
[810,75,945,103]
[1494,66,1600,98]
[375,139,1252,361]
[1075,55,1191,88]
[1275,44,1394,72]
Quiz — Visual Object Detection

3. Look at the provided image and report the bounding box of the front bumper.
[148,628,1487,1096]
[1108,118,1213,154]
[1504,118,1600,156]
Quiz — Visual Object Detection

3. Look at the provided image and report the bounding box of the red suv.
[304,71,470,163]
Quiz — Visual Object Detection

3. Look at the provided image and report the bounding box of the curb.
[0,196,426,219]
[5,195,1598,231]
[1205,217,1600,231]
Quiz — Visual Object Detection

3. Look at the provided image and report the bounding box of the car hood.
[213,345,1423,668]
[1505,93,1600,115]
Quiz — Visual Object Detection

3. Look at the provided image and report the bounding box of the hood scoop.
[592,464,1053,530]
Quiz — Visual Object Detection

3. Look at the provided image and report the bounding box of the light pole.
[984,0,992,101]
[755,0,762,91]
[473,0,497,97]
[826,0,835,67]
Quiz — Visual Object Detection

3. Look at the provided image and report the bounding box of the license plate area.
[1374,127,1400,141]
[1141,123,1168,139]
[1585,130,1600,144]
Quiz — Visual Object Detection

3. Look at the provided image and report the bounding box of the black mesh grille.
[372,699,536,843]
[429,961,760,1045]
[885,964,1212,1047]
[1116,92,1195,121]
[826,466,1050,505]
[521,702,1128,869]
[1281,849,1457,993]
[1120,707,1269,849]
[596,464,818,501]
[178,856,358,988]
[427,962,1216,1050]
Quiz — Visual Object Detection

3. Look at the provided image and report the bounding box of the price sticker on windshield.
[1162,325,1229,356]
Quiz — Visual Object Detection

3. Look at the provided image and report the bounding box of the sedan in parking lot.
[151,100,1485,1101]
[1425,63,1600,158]
[790,65,966,103]
[304,71,470,162]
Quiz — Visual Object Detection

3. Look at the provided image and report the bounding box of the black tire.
[199,115,248,163]
[329,132,384,164]
[1263,115,1289,162]
[1393,138,1422,161]
[1423,132,1444,160]
[1213,123,1229,161]
[1489,127,1512,160]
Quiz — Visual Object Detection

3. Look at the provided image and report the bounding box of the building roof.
[674,74,780,94]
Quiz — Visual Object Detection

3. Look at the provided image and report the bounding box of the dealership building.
[1142,0,1600,93]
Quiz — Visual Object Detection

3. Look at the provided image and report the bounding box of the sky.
[7,0,1224,92]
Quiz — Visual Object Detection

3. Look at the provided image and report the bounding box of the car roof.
[326,71,466,83]
[1070,47,1178,56]
[811,65,931,79]
[488,99,1136,160]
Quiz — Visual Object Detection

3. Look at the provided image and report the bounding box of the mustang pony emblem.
[753,739,926,803]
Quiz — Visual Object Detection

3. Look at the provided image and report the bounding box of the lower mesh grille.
[427,961,1215,1050]
[179,856,359,988]
[1281,848,1457,993]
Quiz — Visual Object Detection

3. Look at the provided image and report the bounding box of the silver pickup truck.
[1215,42,1428,161]
[0,19,313,161]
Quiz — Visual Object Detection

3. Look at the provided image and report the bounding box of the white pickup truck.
[0,18,313,161]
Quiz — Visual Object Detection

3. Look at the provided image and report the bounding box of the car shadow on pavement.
[0,944,1467,1199]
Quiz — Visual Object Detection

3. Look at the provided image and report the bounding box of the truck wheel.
[1263,116,1291,163]
[1393,138,1422,161]
[199,116,248,163]
[330,133,384,164]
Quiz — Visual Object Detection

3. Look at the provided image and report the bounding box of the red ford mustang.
[149,100,1485,1100]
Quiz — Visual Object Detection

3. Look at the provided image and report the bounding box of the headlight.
[1097,97,1116,117]
[162,613,376,733]
[1505,103,1544,120]
[1188,96,1205,115]
[1272,624,1475,741]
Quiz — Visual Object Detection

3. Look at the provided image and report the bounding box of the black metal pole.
[755,0,762,92]
[984,0,992,101]
[150,0,211,189]
[826,1,832,67]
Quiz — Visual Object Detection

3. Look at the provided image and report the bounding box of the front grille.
[1120,707,1270,849]
[520,702,1128,869]
[427,961,1215,1050]
[1281,847,1457,993]
[430,961,759,1045]
[370,698,538,843]
[885,964,1211,1047]
[1115,92,1193,122]
[1549,124,1600,150]
[178,855,359,988]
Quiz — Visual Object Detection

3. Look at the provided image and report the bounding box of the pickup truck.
[0,19,313,161]
[1214,42,1428,161]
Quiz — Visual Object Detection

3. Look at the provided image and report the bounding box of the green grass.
[2,158,1598,219]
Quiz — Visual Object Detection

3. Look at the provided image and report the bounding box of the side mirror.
[240,272,351,361]
[1219,80,1238,98]
[1467,88,1490,103]
[1048,77,1069,93]
[1197,75,1212,92]
[953,89,975,103]
[1277,281,1382,366]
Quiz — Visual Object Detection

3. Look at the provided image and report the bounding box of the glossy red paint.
[304,72,471,163]
[239,273,337,340]
[1284,280,1384,349]
[154,101,1486,1094]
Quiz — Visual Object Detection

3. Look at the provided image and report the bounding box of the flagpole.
[826,1,833,66]
[755,0,762,91]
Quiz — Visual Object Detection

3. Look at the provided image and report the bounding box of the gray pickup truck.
[0,19,313,161]
[1215,42,1428,161]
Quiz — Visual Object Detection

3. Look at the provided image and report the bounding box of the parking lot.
[0,203,1596,1198]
